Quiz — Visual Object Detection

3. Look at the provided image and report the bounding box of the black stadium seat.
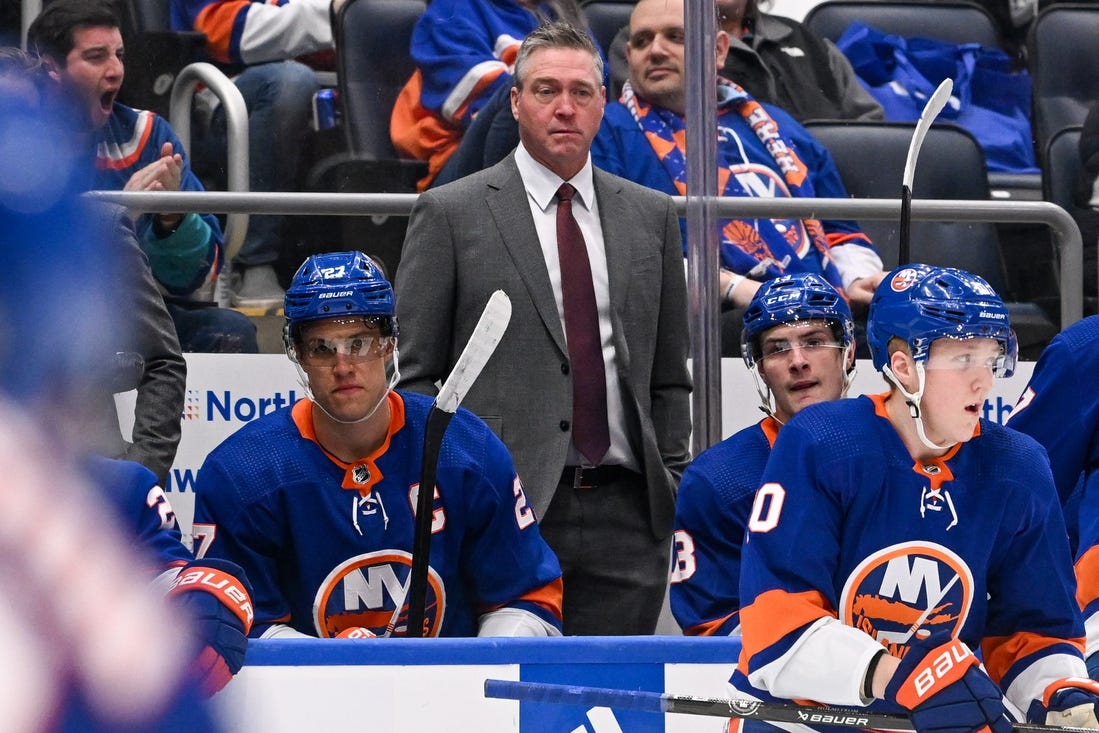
[306,0,427,276]
[804,120,1058,356]
[118,0,207,118]
[581,0,633,59]
[1027,4,1099,170]
[337,0,426,165]
[803,0,1003,47]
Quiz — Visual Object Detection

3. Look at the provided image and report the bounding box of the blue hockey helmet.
[867,264,1017,376]
[741,272,855,370]
[283,251,398,346]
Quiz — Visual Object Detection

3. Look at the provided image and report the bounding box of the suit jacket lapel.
[485,156,568,355]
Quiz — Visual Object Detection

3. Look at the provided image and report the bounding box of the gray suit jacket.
[88,203,186,485]
[395,154,692,539]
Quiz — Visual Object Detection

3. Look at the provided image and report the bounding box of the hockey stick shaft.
[483,679,1094,733]
[485,679,913,730]
[404,290,512,637]
[899,78,953,266]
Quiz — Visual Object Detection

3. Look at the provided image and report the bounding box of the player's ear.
[888,348,917,390]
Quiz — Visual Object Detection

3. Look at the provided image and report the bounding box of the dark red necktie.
[556,183,610,466]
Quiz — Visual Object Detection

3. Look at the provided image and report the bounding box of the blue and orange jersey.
[733,394,1088,731]
[670,417,780,636]
[170,0,333,66]
[591,97,877,292]
[193,390,563,638]
[390,0,579,189]
[93,103,222,296]
[1008,314,1099,658]
[83,455,194,575]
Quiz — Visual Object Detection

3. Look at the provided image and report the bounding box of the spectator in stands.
[192,251,564,639]
[606,0,883,121]
[391,0,587,191]
[591,0,885,316]
[0,42,187,484]
[25,3,258,353]
[672,273,856,637]
[170,0,349,308]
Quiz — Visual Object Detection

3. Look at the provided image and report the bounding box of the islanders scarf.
[621,78,844,291]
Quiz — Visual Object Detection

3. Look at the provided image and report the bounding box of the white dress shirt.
[514,142,637,471]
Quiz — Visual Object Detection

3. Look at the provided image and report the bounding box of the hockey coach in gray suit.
[395,22,691,636]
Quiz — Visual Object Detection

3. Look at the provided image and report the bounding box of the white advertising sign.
[116,355,1036,543]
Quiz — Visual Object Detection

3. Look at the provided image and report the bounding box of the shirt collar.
[515,142,596,212]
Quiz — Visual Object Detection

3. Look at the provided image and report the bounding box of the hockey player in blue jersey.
[85,455,253,697]
[670,272,855,636]
[1007,315,1099,680]
[736,264,1099,733]
[193,251,564,639]
[0,83,223,730]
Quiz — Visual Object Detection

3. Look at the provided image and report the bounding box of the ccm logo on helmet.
[318,291,354,299]
[978,311,1006,320]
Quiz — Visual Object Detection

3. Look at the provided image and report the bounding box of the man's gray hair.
[513,22,604,89]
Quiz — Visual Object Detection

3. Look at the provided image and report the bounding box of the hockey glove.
[1027,678,1099,728]
[168,559,254,697]
[884,634,1013,733]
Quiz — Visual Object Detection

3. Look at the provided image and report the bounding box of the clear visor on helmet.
[747,320,845,364]
[297,335,396,366]
[292,316,396,367]
[920,334,1017,378]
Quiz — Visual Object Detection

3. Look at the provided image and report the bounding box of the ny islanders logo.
[890,268,921,292]
[840,542,972,657]
[313,550,446,637]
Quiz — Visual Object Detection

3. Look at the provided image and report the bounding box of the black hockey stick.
[402,290,512,638]
[483,679,1095,733]
[899,78,953,266]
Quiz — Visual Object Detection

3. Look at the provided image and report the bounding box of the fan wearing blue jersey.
[670,273,855,637]
[1007,315,1099,680]
[735,265,1099,733]
[193,251,563,639]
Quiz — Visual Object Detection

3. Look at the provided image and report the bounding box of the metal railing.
[90,188,1083,454]
[169,62,251,262]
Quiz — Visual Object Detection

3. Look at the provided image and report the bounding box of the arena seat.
[804,119,1058,355]
[1042,125,1096,317]
[803,0,1002,47]
[1027,4,1099,170]
[581,0,632,59]
[118,0,207,118]
[305,0,427,276]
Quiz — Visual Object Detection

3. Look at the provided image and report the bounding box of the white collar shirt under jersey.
[514,142,636,471]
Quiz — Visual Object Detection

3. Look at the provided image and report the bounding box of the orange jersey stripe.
[1076,545,1099,610]
[982,631,1085,683]
[450,68,506,124]
[740,588,834,664]
[685,613,737,637]
[194,1,251,64]
[482,578,563,621]
[97,111,155,170]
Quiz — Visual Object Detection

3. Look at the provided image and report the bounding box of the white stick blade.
[435,290,512,414]
[902,78,954,190]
